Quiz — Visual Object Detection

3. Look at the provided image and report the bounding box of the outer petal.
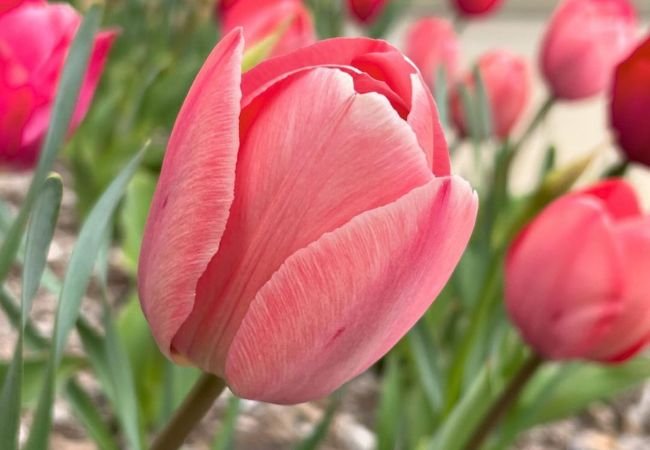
[0,67,37,168]
[505,195,626,360]
[579,178,642,220]
[138,30,244,357]
[173,67,434,374]
[588,217,650,362]
[225,176,477,403]
[0,0,44,16]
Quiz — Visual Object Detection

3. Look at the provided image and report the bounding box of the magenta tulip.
[347,0,388,24]
[404,17,460,89]
[451,0,503,17]
[506,180,650,363]
[138,30,478,404]
[540,0,638,101]
[0,0,116,170]
[219,0,314,58]
[451,50,530,139]
[610,36,650,168]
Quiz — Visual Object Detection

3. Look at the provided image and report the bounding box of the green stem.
[512,95,555,153]
[462,353,544,450]
[150,373,227,450]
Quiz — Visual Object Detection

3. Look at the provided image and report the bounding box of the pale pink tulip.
[451,50,530,139]
[0,0,116,169]
[138,30,478,404]
[540,0,638,100]
[506,180,650,363]
[219,0,314,58]
[404,17,460,89]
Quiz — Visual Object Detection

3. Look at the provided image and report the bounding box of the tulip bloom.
[451,0,503,17]
[139,30,477,404]
[540,0,638,101]
[219,0,314,58]
[404,17,459,89]
[451,50,530,139]
[610,36,650,167]
[0,0,116,170]
[506,180,650,363]
[347,0,388,24]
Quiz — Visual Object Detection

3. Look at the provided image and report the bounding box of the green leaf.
[294,391,342,450]
[119,170,156,272]
[65,381,120,450]
[376,355,402,450]
[0,176,62,450]
[429,366,493,450]
[212,396,241,450]
[0,5,103,284]
[472,65,493,141]
[26,147,146,450]
[434,66,449,128]
[408,322,444,413]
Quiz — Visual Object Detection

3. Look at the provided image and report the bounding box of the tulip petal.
[408,73,450,176]
[506,196,626,360]
[138,30,244,357]
[589,217,650,362]
[579,178,642,220]
[172,67,435,374]
[224,176,477,403]
[241,37,407,106]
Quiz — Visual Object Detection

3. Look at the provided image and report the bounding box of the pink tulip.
[506,180,650,363]
[451,50,530,139]
[138,30,478,404]
[404,17,460,89]
[219,0,314,58]
[347,0,388,24]
[0,0,116,170]
[451,0,503,17]
[540,0,638,101]
[610,36,650,167]
[0,0,41,15]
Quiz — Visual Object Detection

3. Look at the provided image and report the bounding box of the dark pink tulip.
[138,30,478,404]
[541,0,638,101]
[0,0,41,15]
[506,180,650,363]
[347,0,388,24]
[0,1,116,170]
[451,50,530,139]
[451,0,503,17]
[610,36,650,167]
[219,0,314,58]
[404,17,460,89]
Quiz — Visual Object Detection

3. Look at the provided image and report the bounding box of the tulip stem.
[462,353,544,450]
[150,373,227,450]
[512,95,555,153]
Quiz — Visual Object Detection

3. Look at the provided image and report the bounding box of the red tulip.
[219,0,314,58]
[0,1,116,170]
[506,180,650,363]
[138,30,478,404]
[451,0,503,17]
[347,0,388,24]
[610,36,650,167]
[404,17,460,89]
[540,0,638,101]
[451,50,530,139]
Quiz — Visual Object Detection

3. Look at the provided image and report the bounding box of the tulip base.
[150,373,227,450]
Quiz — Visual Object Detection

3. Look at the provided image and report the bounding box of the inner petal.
[172,67,433,374]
